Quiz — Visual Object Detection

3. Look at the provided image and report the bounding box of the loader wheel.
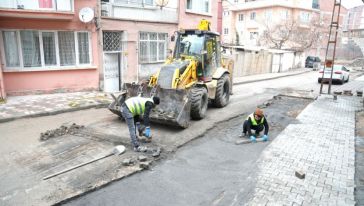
[190,87,208,120]
[213,74,230,108]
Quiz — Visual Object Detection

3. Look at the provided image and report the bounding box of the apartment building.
[222,0,347,59]
[0,0,100,98]
[99,0,218,92]
[0,0,220,97]
[222,0,320,46]
[344,5,364,36]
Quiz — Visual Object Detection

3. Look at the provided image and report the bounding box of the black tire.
[213,74,231,108]
[339,78,344,85]
[318,79,321,83]
[346,76,349,83]
[190,87,208,120]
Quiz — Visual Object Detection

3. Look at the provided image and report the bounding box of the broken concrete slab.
[138,155,147,162]
[139,162,150,169]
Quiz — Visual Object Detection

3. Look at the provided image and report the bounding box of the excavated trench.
[64,95,313,205]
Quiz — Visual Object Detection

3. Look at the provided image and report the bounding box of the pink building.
[0,0,220,98]
[99,0,218,92]
[0,0,100,98]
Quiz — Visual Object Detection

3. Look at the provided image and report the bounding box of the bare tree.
[289,17,325,52]
[259,20,296,49]
[259,17,328,52]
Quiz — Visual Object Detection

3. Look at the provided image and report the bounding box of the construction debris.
[138,155,148,162]
[357,90,363,97]
[343,90,353,96]
[295,170,306,179]
[122,158,135,166]
[40,123,85,141]
[139,162,150,169]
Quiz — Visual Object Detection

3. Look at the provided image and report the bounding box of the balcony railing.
[0,0,74,12]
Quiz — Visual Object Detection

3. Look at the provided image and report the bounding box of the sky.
[341,0,363,9]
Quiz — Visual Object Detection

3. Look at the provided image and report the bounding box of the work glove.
[250,136,256,143]
[143,127,151,138]
[262,135,269,142]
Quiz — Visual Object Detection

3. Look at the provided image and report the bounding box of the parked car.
[305,56,321,68]
[318,65,350,84]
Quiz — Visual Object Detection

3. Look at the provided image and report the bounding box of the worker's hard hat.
[254,108,263,117]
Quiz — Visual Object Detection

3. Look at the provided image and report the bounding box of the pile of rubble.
[348,58,364,68]
[40,123,85,141]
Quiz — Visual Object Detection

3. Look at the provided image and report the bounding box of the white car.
[318,65,350,84]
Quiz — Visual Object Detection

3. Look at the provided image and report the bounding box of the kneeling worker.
[240,108,269,142]
[121,96,160,152]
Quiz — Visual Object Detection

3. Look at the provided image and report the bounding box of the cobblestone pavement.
[0,92,112,123]
[246,94,362,206]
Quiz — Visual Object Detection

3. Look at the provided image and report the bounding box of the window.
[186,0,210,14]
[20,31,41,67]
[2,31,20,67]
[250,12,256,20]
[281,10,289,20]
[238,14,244,21]
[78,32,90,64]
[312,0,319,9]
[1,30,91,70]
[114,0,153,6]
[139,32,167,63]
[300,12,310,22]
[223,10,230,16]
[265,10,272,20]
[0,0,73,11]
[103,31,122,51]
[234,0,238,3]
[224,28,229,35]
[58,31,75,66]
[250,32,258,40]
[42,32,57,66]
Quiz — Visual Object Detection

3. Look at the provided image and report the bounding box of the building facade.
[221,0,347,60]
[99,0,218,92]
[0,0,100,98]
[0,0,220,97]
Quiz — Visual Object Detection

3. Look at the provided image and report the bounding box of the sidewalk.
[232,68,310,85]
[0,92,112,123]
[247,86,364,205]
[0,69,310,123]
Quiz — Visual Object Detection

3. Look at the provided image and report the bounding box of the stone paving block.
[246,95,361,205]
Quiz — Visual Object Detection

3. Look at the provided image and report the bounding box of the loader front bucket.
[125,83,191,128]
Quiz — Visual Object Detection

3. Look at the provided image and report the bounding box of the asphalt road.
[64,71,349,206]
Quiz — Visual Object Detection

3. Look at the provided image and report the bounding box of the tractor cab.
[173,29,221,82]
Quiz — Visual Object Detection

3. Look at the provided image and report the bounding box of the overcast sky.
[342,0,363,9]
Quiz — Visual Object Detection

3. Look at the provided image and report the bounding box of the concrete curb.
[233,70,310,86]
[0,103,109,124]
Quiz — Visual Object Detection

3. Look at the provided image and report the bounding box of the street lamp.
[155,0,169,9]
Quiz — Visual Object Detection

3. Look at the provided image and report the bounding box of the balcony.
[0,0,74,20]
[101,0,178,23]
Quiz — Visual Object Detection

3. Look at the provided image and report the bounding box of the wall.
[0,0,99,95]
[0,59,5,99]
[101,19,177,83]
[178,0,218,31]
[232,49,272,77]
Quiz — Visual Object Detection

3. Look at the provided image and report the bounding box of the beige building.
[222,0,320,47]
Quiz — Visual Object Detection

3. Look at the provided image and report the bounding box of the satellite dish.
[79,7,94,23]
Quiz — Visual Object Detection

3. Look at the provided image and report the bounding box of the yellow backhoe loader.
[109,20,233,128]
